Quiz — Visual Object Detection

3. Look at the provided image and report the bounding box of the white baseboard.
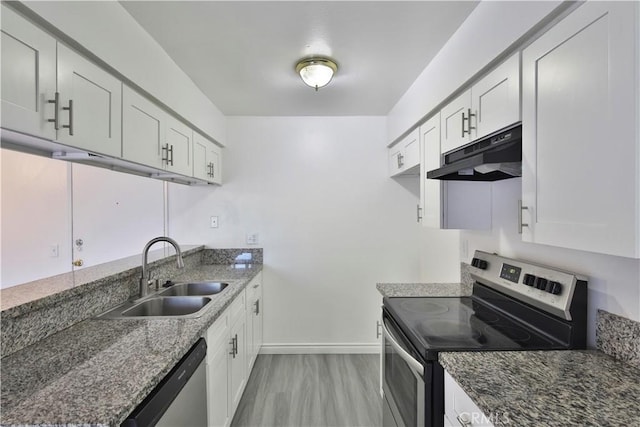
[260,343,380,354]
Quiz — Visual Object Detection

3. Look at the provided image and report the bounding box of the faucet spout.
[140,236,184,298]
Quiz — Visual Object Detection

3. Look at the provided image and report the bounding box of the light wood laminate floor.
[231,354,382,427]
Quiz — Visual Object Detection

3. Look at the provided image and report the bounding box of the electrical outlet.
[210,216,219,228]
[246,233,259,245]
[49,244,59,258]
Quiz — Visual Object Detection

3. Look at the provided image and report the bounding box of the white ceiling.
[120,1,479,116]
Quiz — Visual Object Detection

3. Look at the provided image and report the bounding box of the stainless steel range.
[381,251,588,427]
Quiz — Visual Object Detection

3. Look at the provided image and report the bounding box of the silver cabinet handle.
[518,199,529,234]
[47,92,60,130]
[229,334,238,358]
[462,108,476,137]
[417,204,423,223]
[254,299,260,315]
[456,414,472,427]
[467,108,476,133]
[397,152,404,168]
[162,144,175,166]
[381,319,424,376]
[253,283,260,289]
[62,99,73,135]
[376,320,382,339]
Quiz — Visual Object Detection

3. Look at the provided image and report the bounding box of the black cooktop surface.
[384,296,565,360]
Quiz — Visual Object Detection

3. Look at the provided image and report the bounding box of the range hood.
[427,123,522,181]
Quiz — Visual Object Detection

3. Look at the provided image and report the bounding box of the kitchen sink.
[98,296,211,319]
[159,282,229,297]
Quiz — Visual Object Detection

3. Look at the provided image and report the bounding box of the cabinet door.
[420,114,443,228]
[388,145,404,176]
[57,44,122,157]
[522,1,639,258]
[247,275,263,371]
[440,90,471,153]
[1,4,57,140]
[389,128,420,177]
[471,53,520,139]
[122,85,164,169]
[208,143,222,185]
[228,314,246,415]
[193,131,222,184]
[206,314,230,427]
[165,116,193,176]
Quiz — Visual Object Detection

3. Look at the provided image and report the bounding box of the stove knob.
[535,277,548,290]
[547,281,563,295]
[471,257,479,267]
[477,260,488,270]
[523,274,536,286]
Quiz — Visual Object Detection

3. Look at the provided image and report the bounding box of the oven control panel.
[469,251,588,320]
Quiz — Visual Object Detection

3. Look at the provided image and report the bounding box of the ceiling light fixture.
[295,57,338,91]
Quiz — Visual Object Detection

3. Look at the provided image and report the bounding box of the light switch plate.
[246,233,259,245]
[210,216,219,228]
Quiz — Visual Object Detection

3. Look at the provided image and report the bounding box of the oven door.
[382,312,425,427]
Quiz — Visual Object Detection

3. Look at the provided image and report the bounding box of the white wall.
[168,116,424,351]
[1,150,71,287]
[461,179,640,347]
[17,1,226,145]
[0,149,166,288]
[387,0,563,143]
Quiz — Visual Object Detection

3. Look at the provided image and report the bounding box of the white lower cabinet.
[228,292,247,415]
[206,278,263,427]
[245,273,263,373]
[206,313,230,427]
[444,371,494,427]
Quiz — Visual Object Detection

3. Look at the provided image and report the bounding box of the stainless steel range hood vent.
[427,123,522,181]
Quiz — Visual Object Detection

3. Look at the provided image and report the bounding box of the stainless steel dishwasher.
[122,338,207,427]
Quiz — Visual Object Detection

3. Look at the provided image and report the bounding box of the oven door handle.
[382,319,424,377]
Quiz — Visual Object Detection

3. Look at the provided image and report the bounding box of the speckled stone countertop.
[1,245,203,314]
[0,263,262,427]
[439,350,640,426]
[376,282,472,297]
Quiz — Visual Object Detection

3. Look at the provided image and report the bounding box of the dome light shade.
[295,57,338,90]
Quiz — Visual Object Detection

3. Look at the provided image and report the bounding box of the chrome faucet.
[140,236,184,298]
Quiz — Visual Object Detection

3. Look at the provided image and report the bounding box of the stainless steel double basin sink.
[98,282,229,319]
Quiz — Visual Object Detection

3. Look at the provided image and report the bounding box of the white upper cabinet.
[122,85,165,169]
[57,44,122,157]
[440,90,472,154]
[193,131,222,184]
[522,1,640,258]
[419,114,443,228]
[471,53,520,140]
[122,85,196,179]
[441,53,521,154]
[1,5,56,140]
[389,128,420,177]
[165,115,193,177]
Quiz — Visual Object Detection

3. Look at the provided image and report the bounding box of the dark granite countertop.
[439,350,640,427]
[0,263,262,427]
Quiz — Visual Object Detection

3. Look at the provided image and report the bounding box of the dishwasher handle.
[121,338,207,427]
